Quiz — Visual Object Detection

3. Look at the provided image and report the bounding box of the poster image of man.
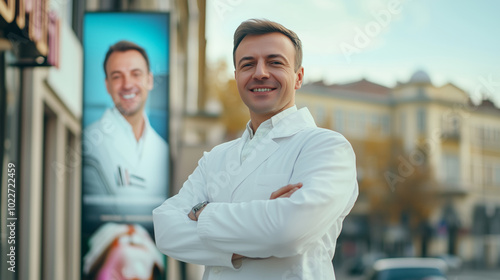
[83,40,168,200]
[81,38,169,280]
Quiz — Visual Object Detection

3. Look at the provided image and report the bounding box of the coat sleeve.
[152,152,236,268]
[196,131,359,258]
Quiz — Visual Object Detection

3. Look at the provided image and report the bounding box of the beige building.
[1,0,208,279]
[296,70,500,266]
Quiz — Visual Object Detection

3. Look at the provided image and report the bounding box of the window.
[65,130,78,280]
[494,164,500,186]
[476,125,500,148]
[399,112,406,136]
[381,115,390,136]
[451,117,460,133]
[41,105,58,280]
[315,105,325,125]
[357,112,367,137]
[335,110,344,133]
[442,113,461,139]
[485,127,492,141]
[442,153,460,186]
[484,162,493,186]
[347,111,366,137]
[417,87,426,97]
[370,114,380,130]
[348,111,357,134]
[417,107,426,134]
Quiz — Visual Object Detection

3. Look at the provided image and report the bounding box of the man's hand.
[270,183,303,199]
[189,183,303,221]
[232,253,245,261]
[225,183,303,264]
[188,205,207,221]
[192,183,303,263]
[188,210,196,221]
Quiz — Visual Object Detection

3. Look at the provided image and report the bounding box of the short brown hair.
[233,19,303,72]
[103,40,150,77]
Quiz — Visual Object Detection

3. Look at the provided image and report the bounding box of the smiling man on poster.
[83,40,168,200]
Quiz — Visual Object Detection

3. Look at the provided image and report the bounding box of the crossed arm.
[187,182,304,261]
[188,182,303,221]
[153,133,357,268]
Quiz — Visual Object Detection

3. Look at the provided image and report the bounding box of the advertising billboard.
[81,12,170,280]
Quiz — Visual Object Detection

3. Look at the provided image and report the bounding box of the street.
[335,267,500,280]
[448,269,500,280]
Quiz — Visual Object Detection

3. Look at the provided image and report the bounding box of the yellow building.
[296,71,500,266]
[1,1,208,279]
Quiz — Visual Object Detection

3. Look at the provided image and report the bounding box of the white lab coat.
[83,108,169,212]
[153,108,358,280]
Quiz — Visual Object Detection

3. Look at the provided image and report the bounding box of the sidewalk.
[335,265,500,280]
[447,268,500,280]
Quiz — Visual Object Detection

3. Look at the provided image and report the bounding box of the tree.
[205,59,249,140]
[358,136,439,256]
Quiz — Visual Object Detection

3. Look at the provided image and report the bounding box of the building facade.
[1,1,83,279]
[296,71,500,267]
[1,0,208,279]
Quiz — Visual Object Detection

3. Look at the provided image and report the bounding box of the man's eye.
[271,61,282,65]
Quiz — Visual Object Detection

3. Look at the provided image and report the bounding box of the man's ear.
[105,77,112,95]
[295,67,304,90]
[147,72,154,91]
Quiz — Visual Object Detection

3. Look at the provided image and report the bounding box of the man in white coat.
[153,19,358,279]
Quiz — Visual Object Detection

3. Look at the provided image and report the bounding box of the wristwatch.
[191,201,209,220]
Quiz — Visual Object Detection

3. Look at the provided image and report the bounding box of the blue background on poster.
[83,13,169,141]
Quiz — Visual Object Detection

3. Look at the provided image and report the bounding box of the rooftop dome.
[409,70,432,84]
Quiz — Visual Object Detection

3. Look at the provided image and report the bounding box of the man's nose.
[122,75,134,89]
[252,61,270,80]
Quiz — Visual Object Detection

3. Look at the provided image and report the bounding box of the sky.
[205,0,500,105]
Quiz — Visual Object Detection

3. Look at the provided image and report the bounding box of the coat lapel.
[226,108,317,199]
[225,135,279,199]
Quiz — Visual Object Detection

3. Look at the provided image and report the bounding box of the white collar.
[109,107,150,141]
[245,105,298,139]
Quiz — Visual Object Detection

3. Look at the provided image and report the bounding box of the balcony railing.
[441,130,461,141]
[439,182,468,195]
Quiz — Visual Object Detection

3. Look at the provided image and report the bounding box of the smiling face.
[105,50,153,118]
[234,32,304,123]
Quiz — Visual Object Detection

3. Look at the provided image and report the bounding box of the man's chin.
[249,106,278,116]
[116,106,142,117]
